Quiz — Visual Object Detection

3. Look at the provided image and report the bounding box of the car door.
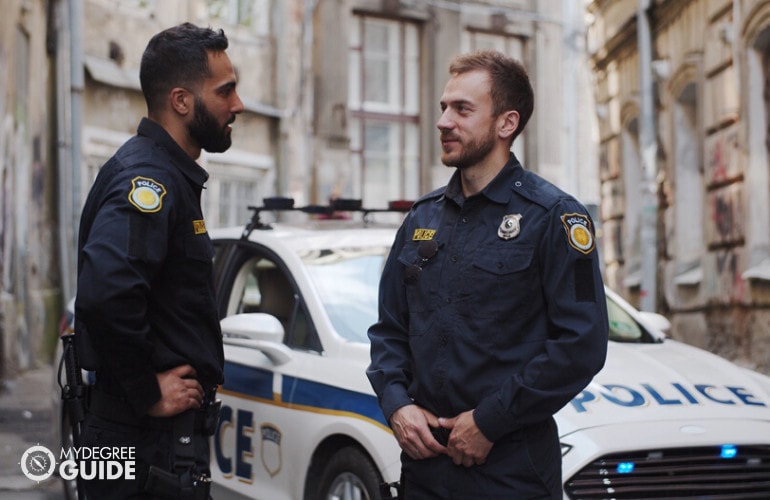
[210,240,323,500]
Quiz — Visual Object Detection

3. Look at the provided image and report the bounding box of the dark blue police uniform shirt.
[367,154,609,442]
[75,118,224,417]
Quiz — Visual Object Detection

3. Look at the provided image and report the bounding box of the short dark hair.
[449,50,534,140]
[140,22,229,112]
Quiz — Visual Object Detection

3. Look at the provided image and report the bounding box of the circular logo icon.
[20,445,56,482]
[131,186,161,211]
[569,223,594,252]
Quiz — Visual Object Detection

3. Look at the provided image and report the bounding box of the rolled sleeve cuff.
[380,385,414,424]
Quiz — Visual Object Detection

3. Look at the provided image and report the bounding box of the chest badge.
[498,214,522,240]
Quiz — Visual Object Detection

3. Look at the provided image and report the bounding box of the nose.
[436,109,453,132]
[232,91,245,115]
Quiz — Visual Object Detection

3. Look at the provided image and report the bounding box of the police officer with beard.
[367,51,609,499]
[75,23,244,499]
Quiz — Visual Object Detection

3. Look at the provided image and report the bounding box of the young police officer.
[75,23,243,499]
[367,51,609,498]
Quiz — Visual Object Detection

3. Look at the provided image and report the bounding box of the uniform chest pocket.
[457,244,536,320]
[184,234,215,262]
[472,245,534,275]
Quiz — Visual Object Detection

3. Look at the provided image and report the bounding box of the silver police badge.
[498,214,522,240]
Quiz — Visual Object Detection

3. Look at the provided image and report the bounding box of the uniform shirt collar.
[444,153,523,206]
[137,117,210,187]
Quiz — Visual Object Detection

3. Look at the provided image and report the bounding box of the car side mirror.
[637,311,672,336]
[221,313,292,364]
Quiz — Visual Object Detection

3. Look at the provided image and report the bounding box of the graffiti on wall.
[705,125,740,185]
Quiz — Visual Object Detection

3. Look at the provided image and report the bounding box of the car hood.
[556,338,770,436]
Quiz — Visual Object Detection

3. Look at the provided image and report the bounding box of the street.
[0,364,64,499]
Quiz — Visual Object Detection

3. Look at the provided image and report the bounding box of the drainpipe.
[637,0,658,312]
[56,0,84,302]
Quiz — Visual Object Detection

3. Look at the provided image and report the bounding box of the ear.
[169,87,192,116]
[497,110,520,140]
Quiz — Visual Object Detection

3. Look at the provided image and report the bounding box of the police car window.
[607,295,646,342]
[298,246,387,343]
[228,255,321,352]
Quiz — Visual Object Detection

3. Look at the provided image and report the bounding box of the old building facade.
[1,0,597,376]
[588,0,770,373]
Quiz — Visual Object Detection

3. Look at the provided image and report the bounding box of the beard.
[188,96,233,153]
[440,122,497,170]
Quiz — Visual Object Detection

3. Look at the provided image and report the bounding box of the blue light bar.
[720,444,737,459]
[617,462,635,474]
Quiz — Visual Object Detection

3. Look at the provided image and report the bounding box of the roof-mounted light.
[240,198,414,240]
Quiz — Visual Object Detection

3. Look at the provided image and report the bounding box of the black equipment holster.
[141,397,221,500]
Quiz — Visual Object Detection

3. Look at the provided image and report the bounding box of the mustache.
[440,133,459,141]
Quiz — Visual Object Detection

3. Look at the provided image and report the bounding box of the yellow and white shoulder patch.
[561,213,595,254]
[128,176,167,213]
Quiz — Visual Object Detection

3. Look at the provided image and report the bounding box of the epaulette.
[411,185,445,208]
[511,169,573,211]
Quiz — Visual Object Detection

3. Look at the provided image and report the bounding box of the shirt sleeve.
[76,168,172,416]
[366,223,416,423]
[473,198,609,441]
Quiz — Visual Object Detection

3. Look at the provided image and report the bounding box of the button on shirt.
[367,154,609,442]
[75,118,224,417]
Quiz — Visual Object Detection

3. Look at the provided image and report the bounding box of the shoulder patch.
[128,176,166,213]
[561,213,595,254]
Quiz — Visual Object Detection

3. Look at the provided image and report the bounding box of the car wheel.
[309,446,382,500]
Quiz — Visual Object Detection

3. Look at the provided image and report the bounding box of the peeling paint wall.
[1,0,59,377]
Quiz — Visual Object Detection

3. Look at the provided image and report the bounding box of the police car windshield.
[298,246,388,343]
[606,295,656,343]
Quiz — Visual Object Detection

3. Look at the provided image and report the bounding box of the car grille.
[564,445,770,499]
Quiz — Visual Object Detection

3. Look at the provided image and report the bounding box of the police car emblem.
[498,214,522,240]
[561,213,595,254]
[128,176,166,213]
[260,424,282,478]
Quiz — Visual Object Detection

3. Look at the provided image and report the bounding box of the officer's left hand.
[147,364,204,417]
[438,410,493,467]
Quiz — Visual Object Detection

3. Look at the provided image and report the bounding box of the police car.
[57,199,770,499]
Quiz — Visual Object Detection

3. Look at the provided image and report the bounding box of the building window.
[672,82,704,286]
[207,0,271,33]
[742,30,770,281]
[621,118,643,289]
[349,16,420,208]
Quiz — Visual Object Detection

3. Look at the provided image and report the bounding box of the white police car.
[57,199,770,499]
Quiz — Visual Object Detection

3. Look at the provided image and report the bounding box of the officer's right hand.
[146,364,204,417]
[389,404,447,460]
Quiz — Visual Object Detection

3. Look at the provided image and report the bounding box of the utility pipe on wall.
[637,0,659,312]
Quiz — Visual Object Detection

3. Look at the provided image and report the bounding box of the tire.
[308,446,383,500]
